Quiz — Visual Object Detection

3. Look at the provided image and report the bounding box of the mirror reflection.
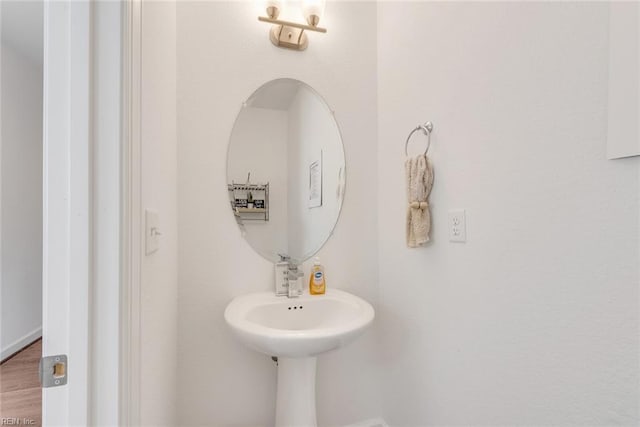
[227,79,345,263]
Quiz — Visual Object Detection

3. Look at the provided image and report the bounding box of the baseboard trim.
[1,326,43,362]
[343,418,389,427]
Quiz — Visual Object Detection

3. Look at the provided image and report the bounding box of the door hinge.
[39,355,68,387]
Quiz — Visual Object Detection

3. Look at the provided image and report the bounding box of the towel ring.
[405,121,434,156]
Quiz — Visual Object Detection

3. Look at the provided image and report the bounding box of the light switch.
[145,209,160,255]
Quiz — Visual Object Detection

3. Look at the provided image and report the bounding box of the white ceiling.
[1,0,43,65]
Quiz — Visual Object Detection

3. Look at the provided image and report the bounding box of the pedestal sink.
[224,289,375,427]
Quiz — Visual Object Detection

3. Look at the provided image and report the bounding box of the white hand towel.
[406,154,434,247]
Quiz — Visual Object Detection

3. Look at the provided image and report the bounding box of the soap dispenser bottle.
[309,257,326,295]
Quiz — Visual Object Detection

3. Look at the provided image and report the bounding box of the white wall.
[377,2,639,425]
[140,1,178,425]
[175,2,639,426]
[228,107,289,260]
[176,2,380,426]
[0,42,43,359]
[287,86,344,259]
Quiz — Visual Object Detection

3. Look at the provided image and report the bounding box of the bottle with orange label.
[309,257,326,295]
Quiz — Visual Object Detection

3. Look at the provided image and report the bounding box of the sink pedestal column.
[275,357,317,427]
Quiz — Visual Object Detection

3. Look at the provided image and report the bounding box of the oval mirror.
[227,79,346,263]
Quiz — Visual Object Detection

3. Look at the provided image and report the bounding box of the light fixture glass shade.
[264,0,283,19]
[301,0,325,26]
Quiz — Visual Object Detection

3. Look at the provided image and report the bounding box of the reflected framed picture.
[309,151,323,208]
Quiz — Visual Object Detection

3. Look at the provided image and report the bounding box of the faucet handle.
[278,253,290,262]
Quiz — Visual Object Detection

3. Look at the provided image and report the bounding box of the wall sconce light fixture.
[258,0,327,51]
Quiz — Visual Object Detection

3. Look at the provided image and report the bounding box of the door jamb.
[120,1,142,425]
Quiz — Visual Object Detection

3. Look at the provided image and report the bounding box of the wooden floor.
[0,340,42,426]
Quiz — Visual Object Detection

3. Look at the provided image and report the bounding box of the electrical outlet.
[448,209,466,242]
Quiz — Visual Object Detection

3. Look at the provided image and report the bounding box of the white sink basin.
[224,288,374,358]
[224,288,375,427]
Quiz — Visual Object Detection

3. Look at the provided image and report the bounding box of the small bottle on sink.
[309,257,326,295]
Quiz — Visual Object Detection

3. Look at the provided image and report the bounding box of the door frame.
[42,1,142,425]
[42,1,91,424]
[119,0,142,425]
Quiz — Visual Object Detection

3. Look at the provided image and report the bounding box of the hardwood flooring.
[0,340,42,426]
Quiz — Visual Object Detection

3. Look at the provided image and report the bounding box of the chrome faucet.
[287,263,304,298]
[276,254,303,298]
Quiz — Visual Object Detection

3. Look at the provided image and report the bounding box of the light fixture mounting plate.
[269,25,308,51]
